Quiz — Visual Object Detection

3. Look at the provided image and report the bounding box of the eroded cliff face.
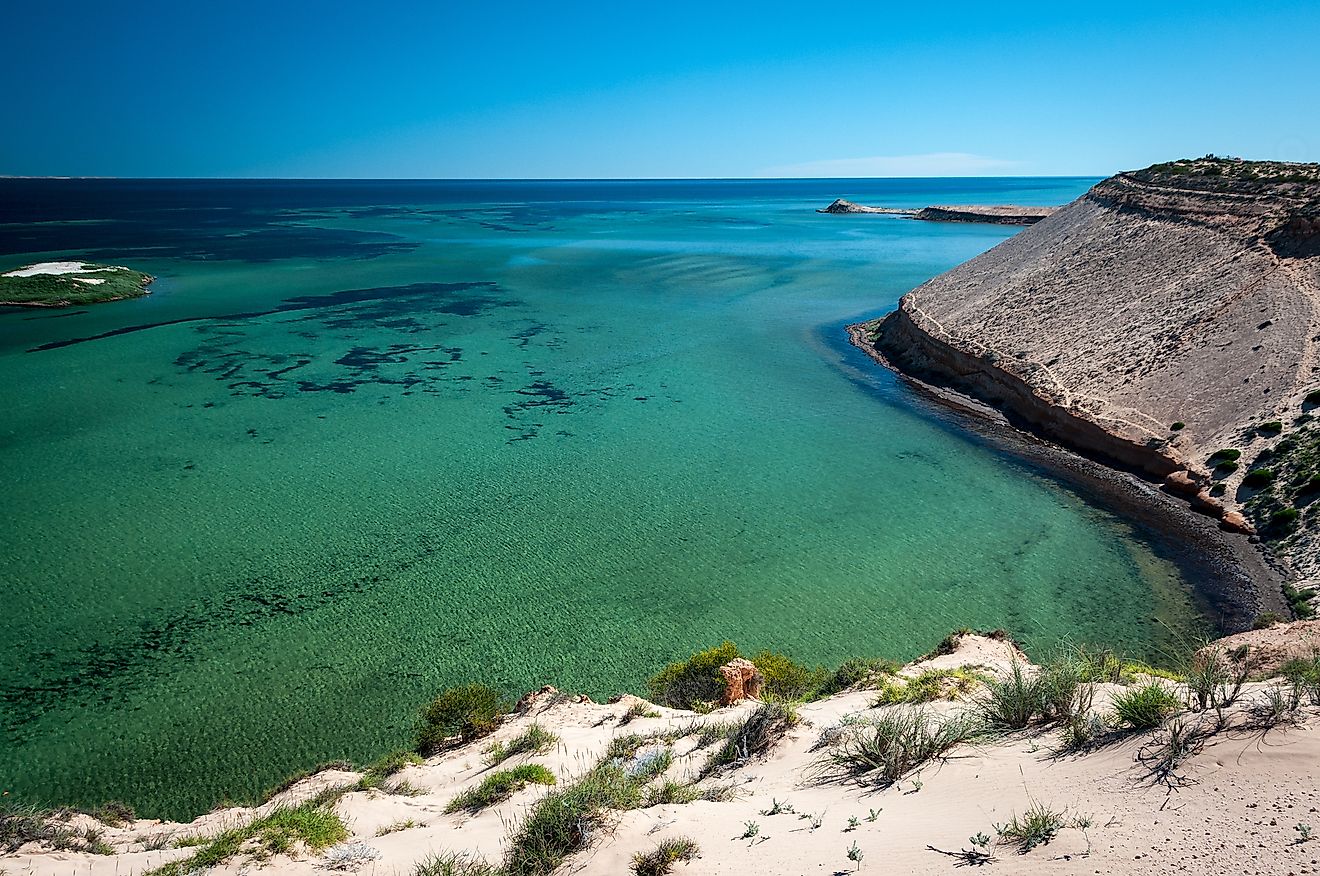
[859,158,1320,592]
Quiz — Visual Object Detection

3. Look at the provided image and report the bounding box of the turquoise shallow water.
[0,178,1209,818]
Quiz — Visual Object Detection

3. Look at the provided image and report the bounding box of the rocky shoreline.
[845,323,1286,631]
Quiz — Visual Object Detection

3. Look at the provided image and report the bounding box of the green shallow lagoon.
[0,178,1209,818]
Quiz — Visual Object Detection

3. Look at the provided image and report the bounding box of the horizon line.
[0,173,1111,182]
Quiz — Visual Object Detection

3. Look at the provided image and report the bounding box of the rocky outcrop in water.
[854,157,1320,600]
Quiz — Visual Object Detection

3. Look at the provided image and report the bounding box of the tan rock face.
[1199,619,1320,677]
[719,658,763,705]
[867,163,1319,591]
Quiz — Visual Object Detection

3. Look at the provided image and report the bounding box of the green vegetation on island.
[0,262,153,307]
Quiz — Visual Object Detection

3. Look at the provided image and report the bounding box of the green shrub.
[1271,507,1301,530]
[1243,468,1276,487]
[632,836,699,876]
[1253,611,1285,629]
[445,764,556,813]
[484,724,559,766]
[750,650,828,702]
[1208,448,1241,463]
[647,642,740,710]
[1283,583,1317,619]
[1305,389,1320,405]
[873,668,986,705]
[1259,421,1284,435]
[1209,483,1226,497]
[817,658,900,696]
[1215,460,1240,473]
[1111,683,1180,730]
[1170,422,1185,431]
[417,684,509,754]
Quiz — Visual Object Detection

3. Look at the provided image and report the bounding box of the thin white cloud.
[757,152,1022,178]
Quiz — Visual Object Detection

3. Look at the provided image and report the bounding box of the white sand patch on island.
[72,277,107,285]
[2,262,128,277]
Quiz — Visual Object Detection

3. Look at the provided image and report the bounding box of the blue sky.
[4,1,1318,178]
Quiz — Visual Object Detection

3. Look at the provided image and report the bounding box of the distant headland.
[818,198,1057,225]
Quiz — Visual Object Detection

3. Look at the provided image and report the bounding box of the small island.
[0,262,154,307]
[819,198,1057,225]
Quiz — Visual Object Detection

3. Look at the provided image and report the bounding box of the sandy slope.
[6,634,1320,876]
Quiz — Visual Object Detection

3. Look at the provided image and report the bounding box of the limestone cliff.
[856,157,1320,596]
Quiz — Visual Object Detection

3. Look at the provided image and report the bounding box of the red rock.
[719,658,763,705]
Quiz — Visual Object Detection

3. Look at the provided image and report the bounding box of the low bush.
[1259,421,1284,435]
[1208,448,1241,463]
[647,642,740,710]
[417,684,509,754]
[1111,683,1180,730]
[816,658,900,696]
[874,668,986,705]
[1243,468,1276,487]
[445,764,556,813]
[750,650,828,702]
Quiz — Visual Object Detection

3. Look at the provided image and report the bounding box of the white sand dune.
[6,632,1319,876]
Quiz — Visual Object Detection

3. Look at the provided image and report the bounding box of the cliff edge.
[856,157,1320,600]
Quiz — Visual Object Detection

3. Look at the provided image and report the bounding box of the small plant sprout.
[970,832,991,849]
[866,808,881,823]
[910,777,924,792]
[1298,823,1314,843]
[809,813,823,831]
[845,816,860,831]
[741,821,760,840]
[846,840,864,870]
[761,798,794,816]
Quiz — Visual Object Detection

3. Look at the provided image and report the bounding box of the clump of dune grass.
[1111,683,1180,730]
[144,796,348,876]
[417,684,510,754]
[502,761,646,876]
[413,851,500,876]
[0,805,115,855]
[809,707,980,787]
[699,702,798,778]
[1136,715,1207,787]
[619,702,661,724]
[873,668,987,705]
[484,725,559,766]
[631,836,700,876]
[975,662,1043,729]
[994,800,1079,853]
[643,780,701,806]
[445,764,556,814]
[357,750,423,790]
[1184,647,1250,713]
